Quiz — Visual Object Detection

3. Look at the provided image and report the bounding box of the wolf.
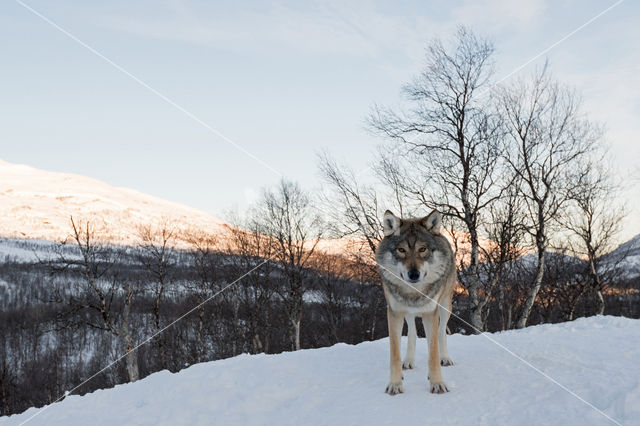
[375,209,456,395]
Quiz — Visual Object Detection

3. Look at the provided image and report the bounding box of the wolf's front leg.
[403,315,417,370]
[438,301,454,366]
[423,311,449,394]
[385,307,406,395]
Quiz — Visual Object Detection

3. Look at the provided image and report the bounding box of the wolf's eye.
[419,247,427,253]
[397,247,406,253]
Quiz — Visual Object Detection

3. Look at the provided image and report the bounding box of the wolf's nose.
[408,269,420,281]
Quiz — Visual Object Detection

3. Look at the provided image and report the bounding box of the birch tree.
[499,65,599,328]
[562,161,626,315]
[368,27,504,331]
[138,221,176,368]
[53,217,139,382]
[256,179,323,351]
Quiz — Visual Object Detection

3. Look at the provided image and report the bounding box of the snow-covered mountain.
[2,316,638,425]
[0,159,228,246]
[602,234,640,279]
[0,160,357,255]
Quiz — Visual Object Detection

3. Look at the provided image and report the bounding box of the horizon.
[1,0,638,240]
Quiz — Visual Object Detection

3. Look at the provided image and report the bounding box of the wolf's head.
[376,209,449,285]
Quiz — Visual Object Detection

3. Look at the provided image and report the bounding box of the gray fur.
[376,210,456,395]
[376,217,454,308]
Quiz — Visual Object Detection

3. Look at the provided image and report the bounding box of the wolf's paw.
[440,357,454,366]
[402,358,416,370]
[429,381,449,394]
[385,381,404,395]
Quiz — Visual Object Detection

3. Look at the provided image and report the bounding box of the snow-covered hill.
[603,234,640,280]
[0,159,228,245]
[0,160,357,255]
[3,316,638,426]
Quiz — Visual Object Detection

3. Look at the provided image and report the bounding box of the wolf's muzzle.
[407,269,420,282]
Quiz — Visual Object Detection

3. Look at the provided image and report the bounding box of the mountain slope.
[0,160,227,245]
[602,234,640,279]
[3,316,638,425]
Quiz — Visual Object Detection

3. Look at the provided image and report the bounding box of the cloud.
[98,0,433,58]
[451,0,547,31]
[98,0,545,61]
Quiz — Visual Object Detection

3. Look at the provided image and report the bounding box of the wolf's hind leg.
[403,315,417,370]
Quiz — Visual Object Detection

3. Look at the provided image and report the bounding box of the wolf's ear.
[382,210,401,236]
[421,210,442,234]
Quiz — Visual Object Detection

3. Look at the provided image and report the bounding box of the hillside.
[603,234,640,280]
[3,316,638,426]
[0,160,357,256]
[0,159,228,245]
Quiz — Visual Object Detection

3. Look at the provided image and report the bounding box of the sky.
[1,0,639,240]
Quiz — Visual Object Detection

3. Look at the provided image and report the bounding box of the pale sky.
[1,0,639,240]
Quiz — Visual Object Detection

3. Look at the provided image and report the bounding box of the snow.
[0,160,228,246]
[602,234,640,279]
[0,238,59,263]
[0,159,356,253]
[3,316,638,425]
[315,237,371,256]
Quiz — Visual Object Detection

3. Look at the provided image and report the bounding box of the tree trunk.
[465,206,485,333]
[252,333,263,354]
[292,319,301,351]
[517,248,545,329]
[153,288,166,369]
[121,284,139,382]
[232,297,241,355]
[264,309,271,353]
[295,293,302,350]
[289,279,303,351]
[595,289,605,316]
[458,268,484,332]
[588,258,605,315]
[567,305,575,322]
[196,306,205,363]
[370,297,381,341]
[468,292,483,333]
[124,335,139,383]
[498,285,506,331]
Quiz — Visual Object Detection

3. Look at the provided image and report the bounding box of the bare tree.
[479,176,528,329]
[224,213,277,354]
[368,27,504,331]
[317,153,393,340]
[137,220,176,368]
[255,179,323,351]
[184,231,221,363]
[533,247,591,322]
[562,161,626,315]
[120,279,139,381]
[317,151,386,255]
[52,217,139,382]
[499,64,600,328]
